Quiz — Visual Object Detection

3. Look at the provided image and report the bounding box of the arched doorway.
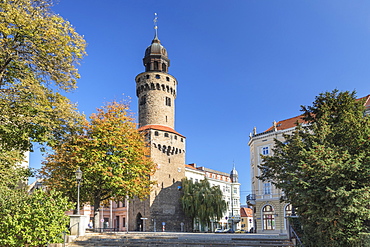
[136,213,143,231]
[262,205,275,230]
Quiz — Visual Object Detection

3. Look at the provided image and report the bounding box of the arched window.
[162,63,167,72]
[154,61,159,70]
[262,205,275,230]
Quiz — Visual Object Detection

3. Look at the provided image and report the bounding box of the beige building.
[247,117,300,234]
[247,94,370,234]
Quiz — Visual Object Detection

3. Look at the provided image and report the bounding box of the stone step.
[66,233,294,247]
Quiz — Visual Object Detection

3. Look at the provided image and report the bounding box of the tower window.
[146,75,150,79]
[165,97,171,106]
[156,74,160,79]
[164,133,169,137]
[166,77,170,81]
[154,131,159,136]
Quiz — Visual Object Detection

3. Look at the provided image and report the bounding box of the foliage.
[0,170,72,247]
[259,90,370,246]
[41,101,156,227]
[0,0,86,156]
[181,178,227,230]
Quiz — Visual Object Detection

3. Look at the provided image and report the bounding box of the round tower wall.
[136,72,177,129]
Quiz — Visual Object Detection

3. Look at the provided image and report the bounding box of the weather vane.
[154,13,158,37]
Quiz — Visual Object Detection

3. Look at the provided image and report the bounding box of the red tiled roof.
[265,115,306,132]
[264,94,370,132]
[358,94,370,109]
[138,125,185,138]
[185,164,197,170]
[240,207,253,217]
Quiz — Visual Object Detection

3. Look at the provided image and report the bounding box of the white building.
[185,163,241,231]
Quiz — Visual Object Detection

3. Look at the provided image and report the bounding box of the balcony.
[246,194,256,206]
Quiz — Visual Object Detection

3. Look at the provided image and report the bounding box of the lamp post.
[75,167,83,215]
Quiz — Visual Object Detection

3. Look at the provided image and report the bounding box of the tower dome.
[230,165,238,183]
[143,33,170,73]
[145,36,168,57]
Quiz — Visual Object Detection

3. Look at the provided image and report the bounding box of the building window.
[285,204,293,217]
[174,135,177,140]
[262,205,275,230]
[146,75,150,79]
[164,133,169,137]
[155,131,159,136]
[155,74,160,79]
[166,76,170,81]
[262,146,269,155]
[165,97,171,106]
[233,187,237,194]
[264,182,271,194]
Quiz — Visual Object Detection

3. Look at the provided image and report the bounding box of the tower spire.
[153,13,158,39]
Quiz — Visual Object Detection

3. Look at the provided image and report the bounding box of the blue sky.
[30,0,370,204]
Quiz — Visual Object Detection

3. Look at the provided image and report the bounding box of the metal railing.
[246,194,256,201]
[289,225,303,247]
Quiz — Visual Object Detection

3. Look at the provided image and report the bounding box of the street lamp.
[75,167,83,215]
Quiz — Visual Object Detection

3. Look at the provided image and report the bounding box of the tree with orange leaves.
[41,101,156,228]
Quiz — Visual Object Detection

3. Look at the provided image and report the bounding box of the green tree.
[41,101,156,229]
[181,178,227,231]
[0,0,86,159]
[0,166,72,247]
[259,90,370,246]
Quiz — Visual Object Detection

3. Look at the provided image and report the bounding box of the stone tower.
[128,21,187,232]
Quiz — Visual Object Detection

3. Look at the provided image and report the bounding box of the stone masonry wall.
[136,72,177,129]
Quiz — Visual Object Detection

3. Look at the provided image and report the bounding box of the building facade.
[185,163,241,232]
[247,94,370,234]
[240,207,253,233]
[128,27,187,232]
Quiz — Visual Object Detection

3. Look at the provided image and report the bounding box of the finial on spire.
[153,13,158,38]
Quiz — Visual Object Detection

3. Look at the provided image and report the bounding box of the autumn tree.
[41,101,156,228]
[259,90,370,246]
[181,178,227,232]
[0,0,86,164]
